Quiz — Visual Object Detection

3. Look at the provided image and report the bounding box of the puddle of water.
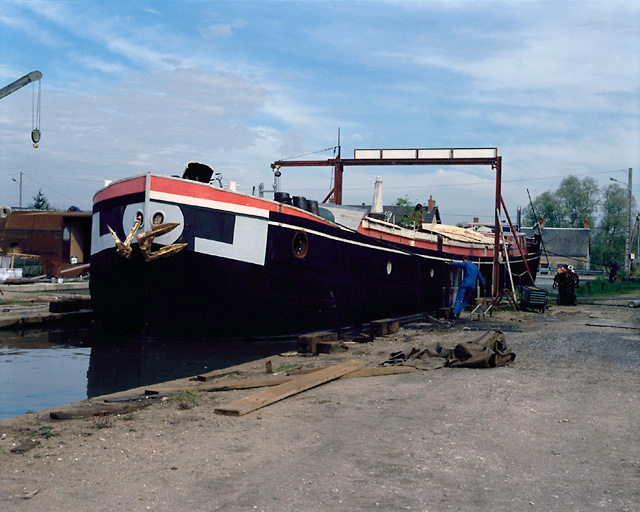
[0,326,295,420]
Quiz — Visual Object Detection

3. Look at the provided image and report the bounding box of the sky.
[0,0,638,224]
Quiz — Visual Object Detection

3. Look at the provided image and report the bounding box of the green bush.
[11,258,42,277]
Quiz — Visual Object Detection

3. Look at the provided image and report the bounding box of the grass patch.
[275,363,302,373]
[175,390,201,410]
[91,415,113,429]
[576,278,640,298]
[0,298,36,306]
[35,425,60,440]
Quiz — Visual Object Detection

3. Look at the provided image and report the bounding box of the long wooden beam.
[214,360,368,416]
[146,365,416,395]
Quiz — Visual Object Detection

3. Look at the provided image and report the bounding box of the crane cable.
[31,80,41,148]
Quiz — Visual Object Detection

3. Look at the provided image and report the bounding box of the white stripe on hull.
[195,215,268,266]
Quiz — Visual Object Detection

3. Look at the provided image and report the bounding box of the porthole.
[429,267,435,278]
[292,231,309,258]
[153,211,164,225]
[386,261,392,275]
[136,211,144,226]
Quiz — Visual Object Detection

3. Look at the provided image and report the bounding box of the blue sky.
[0,0,638,224]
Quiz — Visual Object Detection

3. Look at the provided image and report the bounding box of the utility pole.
[625,168,632,276]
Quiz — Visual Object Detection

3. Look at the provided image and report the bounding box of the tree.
[556,176,599,228]
[29,189,51,210]
[395,196,422,227]
[523,190,566,227]
[591,183,637,268]
[523,176,599,228]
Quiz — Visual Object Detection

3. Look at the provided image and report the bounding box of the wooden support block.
[369,318,400,337]
[297,330,338,353]
[437,307,452,319]
[315,341,347,354]
[265,360,273,373]
[214,360,368,416]
[49,297,92,313]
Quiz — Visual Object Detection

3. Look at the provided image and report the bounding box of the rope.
[279,146,338,162]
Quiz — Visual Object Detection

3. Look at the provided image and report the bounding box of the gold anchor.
[107,216,142,259]
[137,222,187,262]
[108,217,187,262]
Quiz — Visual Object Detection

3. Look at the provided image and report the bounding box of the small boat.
[90,151,541,338]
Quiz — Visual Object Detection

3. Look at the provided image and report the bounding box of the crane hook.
[31,129,40,149]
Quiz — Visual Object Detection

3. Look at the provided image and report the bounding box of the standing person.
[449,256,485,318]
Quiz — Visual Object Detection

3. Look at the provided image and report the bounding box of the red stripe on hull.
[94,175,146,203]
[149,175,330,224]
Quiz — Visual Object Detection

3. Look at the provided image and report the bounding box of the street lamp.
[610,168,633,276]
[11,171,23,208]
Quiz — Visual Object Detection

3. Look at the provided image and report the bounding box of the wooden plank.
[11,439,41,453]
[146,376,296,394]
[585,322,640,331]
[194,369,242,382]
[147,364,416,395]
[214,360,368,416]
[49,401,151,420]
[344,365,416,378]
[292,365,415,378]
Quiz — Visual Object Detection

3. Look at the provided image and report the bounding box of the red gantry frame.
[271,146,534,298]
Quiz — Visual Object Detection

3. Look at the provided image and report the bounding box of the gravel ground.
[0,300,638,512]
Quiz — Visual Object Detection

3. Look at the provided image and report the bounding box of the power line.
[26,173,104,183]
[22,173,91,209]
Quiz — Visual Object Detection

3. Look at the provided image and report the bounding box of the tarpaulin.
[380,330,515,370]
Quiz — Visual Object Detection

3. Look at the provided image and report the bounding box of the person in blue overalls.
[449,256,485,318]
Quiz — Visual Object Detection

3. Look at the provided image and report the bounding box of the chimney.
[371,176,383,214]
[427,195,436,212]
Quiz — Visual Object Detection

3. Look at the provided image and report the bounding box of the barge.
[90,148,541,338]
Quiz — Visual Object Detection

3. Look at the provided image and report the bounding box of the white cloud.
[201,23,234,39]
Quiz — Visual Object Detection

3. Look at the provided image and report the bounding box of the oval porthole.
[386,261,392,275]
[152,211,165,225]
[292,231,309,258]
[136,211,144,227]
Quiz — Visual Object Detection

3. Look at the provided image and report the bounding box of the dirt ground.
[1,298,638,511]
